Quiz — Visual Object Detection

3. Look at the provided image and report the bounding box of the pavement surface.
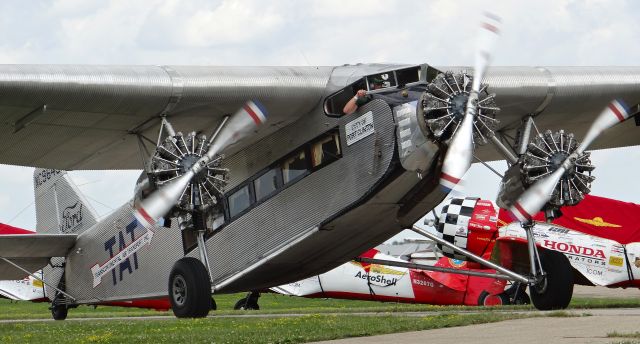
[309,293,640,344]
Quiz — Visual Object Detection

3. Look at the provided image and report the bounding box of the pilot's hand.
[356,89,367,98]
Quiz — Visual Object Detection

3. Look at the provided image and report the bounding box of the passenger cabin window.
[311,132,341,168]
[254,168,280,201]
[282,151,309,184]
[228,185,251,218]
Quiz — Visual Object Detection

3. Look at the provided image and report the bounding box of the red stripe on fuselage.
[137,207,154,225]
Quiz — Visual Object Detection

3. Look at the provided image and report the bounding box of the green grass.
[2,293,627,344]
[3,293,640,320]
[0,313,531,344]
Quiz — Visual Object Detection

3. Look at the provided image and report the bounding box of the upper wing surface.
[0,65,332,169]
[464,66,640,160]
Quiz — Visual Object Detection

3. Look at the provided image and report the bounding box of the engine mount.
[419,71,500,145]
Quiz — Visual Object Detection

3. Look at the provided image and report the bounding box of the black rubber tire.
[478,291,510,306]
[234,297,259,310]
[210,297,217,310]
[51,305,68,320]
[530,250,574,310]
[169,257,211,318]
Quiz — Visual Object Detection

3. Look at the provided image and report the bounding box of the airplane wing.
[442,66,640,161]
[0,65,333,169]
[0,234,77,279]
[0,64,637,169]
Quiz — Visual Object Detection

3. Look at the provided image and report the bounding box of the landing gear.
[169,257,211,318]
[50,304,68,320]
[505,282,531,305]
[234,291,260,310]
[530,250,574,310]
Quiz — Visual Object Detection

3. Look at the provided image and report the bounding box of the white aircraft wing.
[0,65,333,169]
[0,234,77,279]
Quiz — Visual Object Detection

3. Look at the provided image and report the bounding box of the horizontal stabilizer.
[0,234,77,279]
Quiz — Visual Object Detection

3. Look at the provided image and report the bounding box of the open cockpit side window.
[324,65,428,117]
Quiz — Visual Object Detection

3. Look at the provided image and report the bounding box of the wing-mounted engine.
[133,100,267,231]
[499,100,631,222]
[497,127,595,219]
[434,197,498,262]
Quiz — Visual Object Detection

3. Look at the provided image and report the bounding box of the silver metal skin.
[410,225,530,283]
[518,116,535,155]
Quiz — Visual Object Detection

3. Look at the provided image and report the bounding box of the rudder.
[33,168,98,234]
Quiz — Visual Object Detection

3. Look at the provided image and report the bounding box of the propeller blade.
[134,100,267,227]
[472,12,501,92]
[439,13,501,191]
[576,99,630,154]
[509,99,631,222]
[509,167,565,222]
[439,116,473,191]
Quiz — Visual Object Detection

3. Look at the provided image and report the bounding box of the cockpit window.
[324,65,427,117]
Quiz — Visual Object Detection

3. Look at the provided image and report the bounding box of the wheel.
[51,305,68,320]
[530,250,574,310]
[234,296,259,310]
[210,297,217,310]
[478,291,510,306]
[168,257,211,318]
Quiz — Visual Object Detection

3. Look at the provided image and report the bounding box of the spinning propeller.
[134,101,267,228]
[439,13,501,191]
[509,99,631,222]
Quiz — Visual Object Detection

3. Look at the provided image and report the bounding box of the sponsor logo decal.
[448,259,466,268]
[548,227,569,234]
[543,240,606,259]
[586,268,603,276]
[354,271,398,286]
[60,202,83,233]
[609,256,624,267]
[573,216,621,228]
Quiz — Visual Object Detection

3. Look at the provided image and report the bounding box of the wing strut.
[0,257,76,301]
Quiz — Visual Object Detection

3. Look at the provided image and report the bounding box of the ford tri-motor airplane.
[0,14,639,318]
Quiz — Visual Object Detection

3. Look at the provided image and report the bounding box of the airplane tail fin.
[33,169,98,235]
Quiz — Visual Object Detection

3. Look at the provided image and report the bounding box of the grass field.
[0,293,637,343]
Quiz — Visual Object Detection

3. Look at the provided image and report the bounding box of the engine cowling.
[435,197,499,261]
